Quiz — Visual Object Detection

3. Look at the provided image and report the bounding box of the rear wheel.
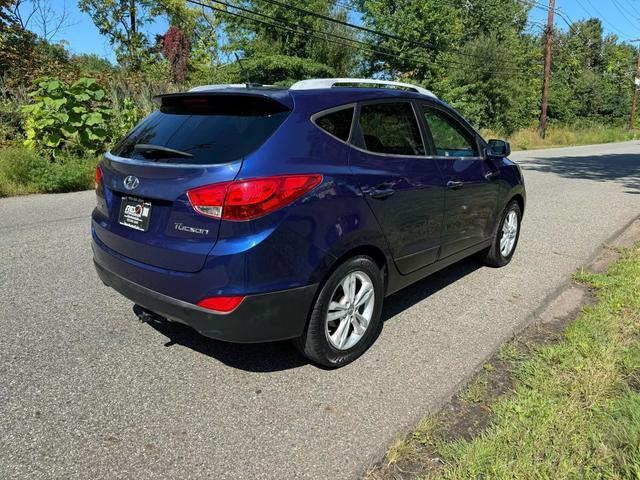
[483,200,522,267]
[294,256,384,368]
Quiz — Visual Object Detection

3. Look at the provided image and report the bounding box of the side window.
[315,107,354,142]
[358,102,425,156]
[421,107,478,158]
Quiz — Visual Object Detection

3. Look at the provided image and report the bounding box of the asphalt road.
[2,141,639,479]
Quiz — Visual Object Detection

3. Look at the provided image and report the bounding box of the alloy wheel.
[500,209,519,257]
[325,271,375,350]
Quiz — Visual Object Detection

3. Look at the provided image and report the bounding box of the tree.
[547,19,635,124]
[78,0,201,70]
[222,1,358,77]
[356,0,463,83]
[0,0,73,86]
[0,0,16,27]
[5,0,75,42]
[162,26,190,82]
[435,34,541,133]
[78,0,153,69]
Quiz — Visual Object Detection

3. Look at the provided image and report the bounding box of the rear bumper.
[94,260,317,343]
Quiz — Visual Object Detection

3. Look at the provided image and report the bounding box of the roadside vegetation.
[0,146,97,197]
[1,0,639,197]
[487,123,640,151]
[368,243,640,480]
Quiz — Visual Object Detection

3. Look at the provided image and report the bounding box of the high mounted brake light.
[186,174,323,221]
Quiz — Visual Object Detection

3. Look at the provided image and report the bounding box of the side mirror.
[487,139,511,157]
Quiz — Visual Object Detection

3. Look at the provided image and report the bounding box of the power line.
[615,0,640,19]
[194,0,539,75]
[622,0,640,17]
[257,0,533,66]
[611,0,640,29]
[206,0,443,68]
[187,0,444,74]
[520,0,639,40]
[575,0,637,39]
[516,0,561,14]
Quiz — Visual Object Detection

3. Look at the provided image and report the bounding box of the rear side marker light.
[95,164,103,188]
[197,296,245,313]
[187,174,323,221]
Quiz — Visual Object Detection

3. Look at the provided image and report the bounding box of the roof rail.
[189,84,249,92]
[188,83,278,92]
[290,78,436,97]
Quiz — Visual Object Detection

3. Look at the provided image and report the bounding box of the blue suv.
[92,78,525,367]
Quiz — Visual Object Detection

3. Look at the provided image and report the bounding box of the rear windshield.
[111,95,290,164]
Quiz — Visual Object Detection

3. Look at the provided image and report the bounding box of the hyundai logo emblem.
[123,175,140,190]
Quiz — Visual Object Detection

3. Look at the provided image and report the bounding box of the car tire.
[294,255,384,368]
[483,200,522,268]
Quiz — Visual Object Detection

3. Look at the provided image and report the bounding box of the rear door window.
[111,95,290,164]
[357,102,425,156]
[314,107,354,141]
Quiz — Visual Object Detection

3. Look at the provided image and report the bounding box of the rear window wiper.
[134,144,194,159]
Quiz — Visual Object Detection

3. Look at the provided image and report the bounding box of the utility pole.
[630,39,640,130]
[538,0,556,138]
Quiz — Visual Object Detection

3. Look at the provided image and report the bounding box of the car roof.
[165,80,482,143]
[188,78,436,102]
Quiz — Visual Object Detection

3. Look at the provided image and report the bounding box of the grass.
[0,146,98,197]
[370,243,640,480]
[483,124,640,151]
[458,374,489,404]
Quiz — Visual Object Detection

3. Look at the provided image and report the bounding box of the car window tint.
[111,95,290,165]
[421,107,478,157]
[358,102,424,156]
[315,107,354,141]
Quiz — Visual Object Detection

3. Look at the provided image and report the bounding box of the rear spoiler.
[153,90,294,114]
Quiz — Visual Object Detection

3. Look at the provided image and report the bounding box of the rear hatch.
[94,91,292,273]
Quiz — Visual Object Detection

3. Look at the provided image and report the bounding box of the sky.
[28,0,640,62]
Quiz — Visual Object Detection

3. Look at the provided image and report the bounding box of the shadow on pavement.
[146,257,483,373]
[147,319,308,372]
[519,151,640,193]
[381,257,481,321]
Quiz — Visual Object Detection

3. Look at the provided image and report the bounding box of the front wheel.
[483,200,522,267]
[294,256,384,368]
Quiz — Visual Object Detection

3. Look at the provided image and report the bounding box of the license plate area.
[118,196,152,232]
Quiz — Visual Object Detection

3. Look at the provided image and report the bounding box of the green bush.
[111,97,141,141]
[0,146,47,184]
[33,154,98,193]
[0,146,97,196]
[22,77,112,156]
[0,78,29,146]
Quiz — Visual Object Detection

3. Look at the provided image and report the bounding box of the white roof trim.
[290,78,436,97]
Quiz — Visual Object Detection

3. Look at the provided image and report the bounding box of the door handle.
[447,180,464,189]
[369,186,396,200]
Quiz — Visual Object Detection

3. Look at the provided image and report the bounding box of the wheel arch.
[503,183,526,217]
[510,193,525,215]
[326,244,389,293]
[310,241,391,303]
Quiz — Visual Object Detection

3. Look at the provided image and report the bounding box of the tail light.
[197,296,245,313]
[95,164,103,188]
[187,174,323,221]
